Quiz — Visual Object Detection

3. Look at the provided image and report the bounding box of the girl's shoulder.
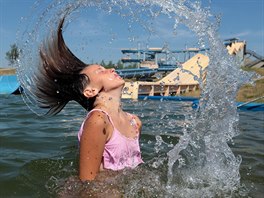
[82,110,112,140]
[84,109,110,127]
[87,109,107,119]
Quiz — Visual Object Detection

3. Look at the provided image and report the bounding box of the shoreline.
[173,67,264,103]
[0,68,16,75]
[1,67,263,103]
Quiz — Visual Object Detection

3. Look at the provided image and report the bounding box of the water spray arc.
[16,0,253,196]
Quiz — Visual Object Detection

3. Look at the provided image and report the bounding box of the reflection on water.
[0,96,263,197]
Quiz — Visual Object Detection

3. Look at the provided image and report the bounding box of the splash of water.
[16,0,253,197]
[146,0,252,196]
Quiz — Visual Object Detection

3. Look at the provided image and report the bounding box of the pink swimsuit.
[78,109,144,171]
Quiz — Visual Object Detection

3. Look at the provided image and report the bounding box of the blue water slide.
[0,75,20,94]
[138,95,198,101]
[192,99,264,111]
[137,96,264,111]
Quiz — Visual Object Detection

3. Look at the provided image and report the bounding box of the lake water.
[0,95,263,197]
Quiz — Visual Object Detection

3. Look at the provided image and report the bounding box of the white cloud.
[233,31,250,37]
[222,30,264,40]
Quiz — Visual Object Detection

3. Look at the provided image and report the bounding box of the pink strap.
[78,109,115,141]
[87,109,115,128]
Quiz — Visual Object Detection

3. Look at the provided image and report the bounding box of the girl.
[34,17,143,181]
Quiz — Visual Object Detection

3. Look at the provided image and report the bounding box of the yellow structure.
[122,41,247,99]
[122,53,209,99]
[226,41,245,55]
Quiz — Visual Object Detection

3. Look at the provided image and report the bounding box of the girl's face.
[81,64,125,92]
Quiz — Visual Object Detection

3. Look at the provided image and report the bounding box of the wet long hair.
[34,17,95,115]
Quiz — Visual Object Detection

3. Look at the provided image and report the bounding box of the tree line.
[5,44,20,66]
[99,60,138,69]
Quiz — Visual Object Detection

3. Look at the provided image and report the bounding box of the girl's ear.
[83,86,99,98]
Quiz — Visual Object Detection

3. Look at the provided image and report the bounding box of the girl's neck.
[93,92,122,114]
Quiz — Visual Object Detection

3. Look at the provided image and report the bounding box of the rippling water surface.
[0,95,263,197]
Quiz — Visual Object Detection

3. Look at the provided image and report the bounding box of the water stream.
[16,0,254,197]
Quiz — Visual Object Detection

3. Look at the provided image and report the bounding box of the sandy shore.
[0,68,16,75]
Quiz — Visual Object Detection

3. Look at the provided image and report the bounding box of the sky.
[0,0,263,67]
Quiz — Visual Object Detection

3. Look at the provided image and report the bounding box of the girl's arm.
[79,111,109,181]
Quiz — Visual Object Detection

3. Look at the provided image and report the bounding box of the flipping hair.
[34,17,94,115]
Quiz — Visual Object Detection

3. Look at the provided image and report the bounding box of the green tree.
[106,60,114,68]
[100,60,106,67]
[117,60,124,69]
[6,44,20,66]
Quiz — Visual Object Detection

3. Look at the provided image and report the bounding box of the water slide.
[0,75,20,95]
[157,53,209,84]
[226,42,245,55]
[226,42,263,68]
[244,49,264,68]
[122,53,209,99]
[245,49,264,60]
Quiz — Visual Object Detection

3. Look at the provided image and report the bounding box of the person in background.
[34,17,143,181]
